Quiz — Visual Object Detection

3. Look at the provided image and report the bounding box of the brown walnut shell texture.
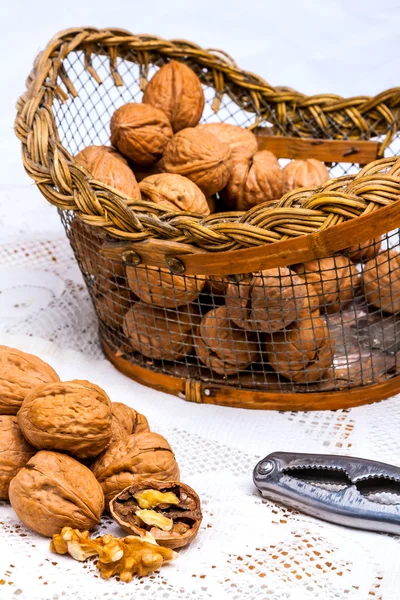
[282,158,330,194]
[196,123,258,162]
[110,103,173,166]
[110,480,202,549]
[123,302,200,361]
[345,237,382,263]
[91,431,180,508]
[9,451,104,537]
[162,128,232,196]
[0,346,60,415]
[143,60,205,133]
[110,402,150,446]
[126,264,205,308]
[75,145,140,199]
[0,415,36,500]
[94,285,134,329]
[195,306,260,375]
[222,150,284,211]
[266,316,335,383]
[293,256,360,314]
[18,380,112,459]
[363,250,400,314]
[139,173,210,215]
[225,268,308,333]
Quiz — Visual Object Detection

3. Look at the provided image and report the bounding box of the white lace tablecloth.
[0,183,400,600]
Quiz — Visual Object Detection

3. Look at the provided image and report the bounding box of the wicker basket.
[15,27,400,410]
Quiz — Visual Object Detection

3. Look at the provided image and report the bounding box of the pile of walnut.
[0,345,202,581]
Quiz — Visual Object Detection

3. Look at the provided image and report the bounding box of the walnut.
[143,60,204,133]
[0,346,60,415]
[110,480,202,549]
[266,316,335,383]
[162,128,232,196]
[110,103,173,165]
[123,302,200,361]
[195,305,259,375]
[126,264,205,308]
[203,275,230,297]
[363,250,400,314]
[139,173,210,215]
[345,237,382,263]
[0,416,36,499]
[91,431,180,507]
[109,402,149,445]
[225,268,308,333]
[17,380,112,459]
[94,284,134,329]
[75,145,141,198]
[9,450,104,536]
[51,527,177,581]
[293,256,360,314]
[282,158,330,194]
[196,123,258,161]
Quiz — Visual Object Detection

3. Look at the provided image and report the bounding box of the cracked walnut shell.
[162,127,232,196]
[110,402,149,446]
[196,123,258,162]
[110,103,173,165]
[363,250,400,314]
[110,480,202,549]
[91,431,180,508]
[17,380,112,459]
[282,158,330,194]
[0,415,36,499]
[143,60,204,133]
[0,346,60,415]
[266,316,335,383]
[139,173,210,215]
[9,451,104,536]
[225,268,308,333]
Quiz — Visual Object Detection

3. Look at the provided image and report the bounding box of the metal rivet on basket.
[122,250,141,265]
[166,257,185,274]
[204,388,211,396]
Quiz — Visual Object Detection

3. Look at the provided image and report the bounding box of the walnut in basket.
[266,316,335,383]
[123,302,201,361]
[195,305,260,375]
[94,284,134,329]
[0,346,60,415]
[196,123,258,162]
[225,268,308,333]
[126,264,206,308]
[143,60,205,132]
[345,237,382,263]
[110,103,173,165]
[9,451,104,536]
[293,256,360,313]
[221,150,284,211]
[162,127,232,196]
[17,380,112,459]
[282,158,330,194]
[75,145,141,198]
[0,415,36,499]
[363,249,400,314]
[91,431,180,507]
[139,173,210,215]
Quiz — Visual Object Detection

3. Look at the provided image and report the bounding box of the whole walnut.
[0,346,60,415]
[110,103,173,165]
[282,158,330,194]
[126,264,205,308]
[203,275,230,297]
[75,145,140,199]
[91,431,180,507]
[139,173,210,215]
[195,306,260,375]
[293,256,360,313]
[143,60,204,133]
[9,451,104,536]
[109,402,150,446]
[221,150,284,211]
[266,316,335,383]
[196,123,258,162]
[123,302,200,361]
[0,415,36,499]
[162,128,232,196]
[345,237,382,263]
[18,380,112,459]
[225,268,308,333]
[94,284,134,329]
[363,250,400,314]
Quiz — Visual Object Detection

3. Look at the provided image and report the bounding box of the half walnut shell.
[110,480,202,549]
